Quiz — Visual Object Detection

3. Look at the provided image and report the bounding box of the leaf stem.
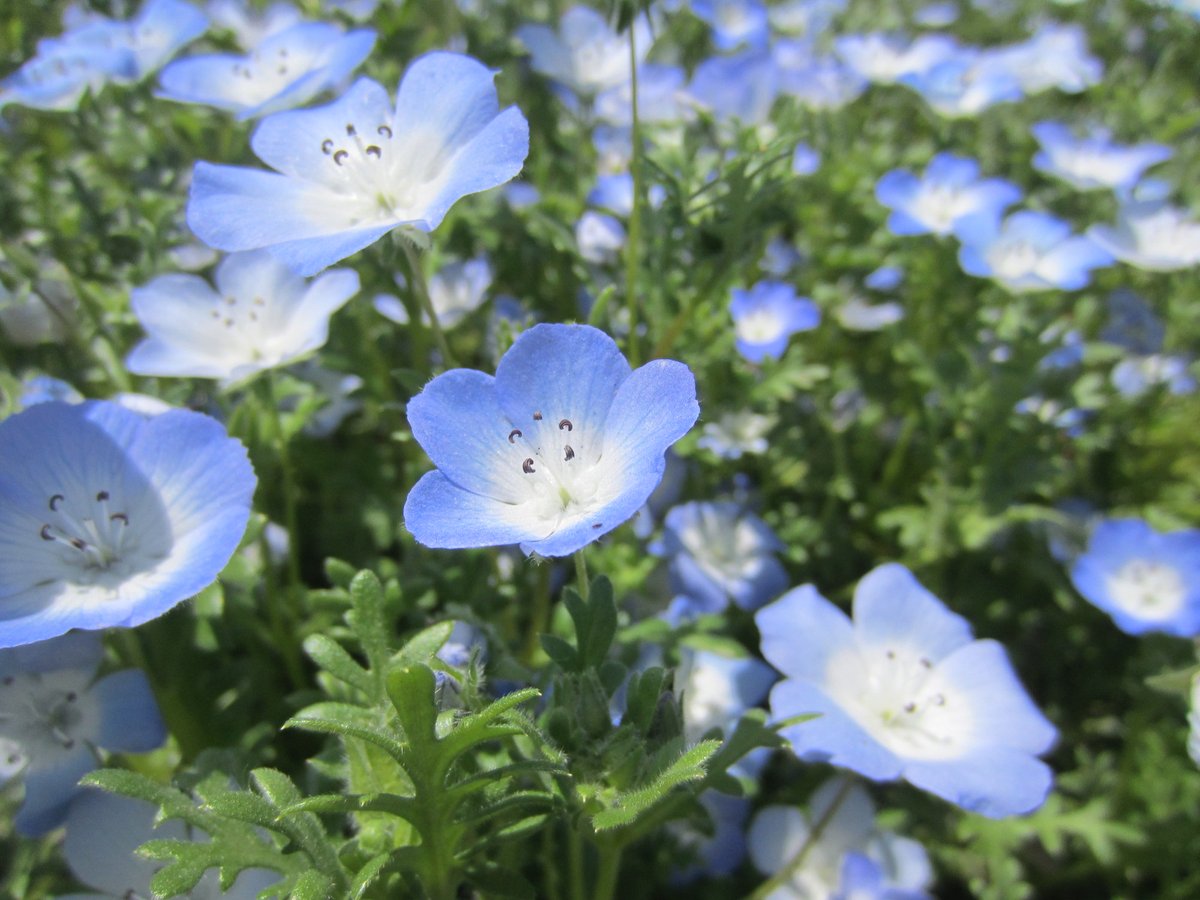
[402,240,457,369]
[592,836,624,900]
[574,549,590,602]
[624,22,642,366]
[748,776,855,900]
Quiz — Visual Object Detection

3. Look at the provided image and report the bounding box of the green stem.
[592,837,624,900]
[749,777,855,900]
[403,240,457,369]
[568,825,586,900]
[574,549,590,602]
[522,561,553,664]
[624,22,642,365]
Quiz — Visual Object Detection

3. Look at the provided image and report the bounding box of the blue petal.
[874,169,918,209]
[756,585,855,680]
[852,563,974,662]
[0,632,103,678]
[1037,237,1113,290]
[769,679,904,781]
[15,744,97,836]
[90,669,167,753]
[904,747,1054,817]
[403,470,552,549]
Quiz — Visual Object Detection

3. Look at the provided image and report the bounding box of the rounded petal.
[64,789,187,895]
[15,743,97,836]
[904,747,1055,817]
[403,470,553,549]
[756,584,855,680]
[89,669,167,753]
[852,563,974,661]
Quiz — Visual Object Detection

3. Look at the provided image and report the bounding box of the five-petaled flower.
[187,51,530,275]
[0,400,255,647]
[403,323,698,557]
[757,563,1058,818]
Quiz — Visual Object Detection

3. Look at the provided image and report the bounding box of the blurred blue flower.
[875,153,1020,237]
[207,0,302,49]
[774,39,866,110]
[685,49,779,126]
[19,375,84,408]
[957,210,1112,292]
[655,501,788,613]
[374,254,492,330]
[1031,122,1171,192]
[748,778,933,897]
[898,50,1023,118]
[157,21,376,120]
[730,281,820,362]
[1111,355,1196,398]
[595,63,691,126]
[914,1,960,26]
[834,32,958,85]
[769,0,846,37]
[0,33,133,114]
[1101,290,1165,355]
[757,563,1058,817]
[1071,519,1200,636]
[760,236,803,276]
[691,0,770,51]
[187,52,529,275]
[864,265,903,291]
[0,633,165,835]
[63,789,280,897]
[576,210,627,264]
[404,324,698,557]
[792,142,821,175]
[1087,199,1200,272]
[126,250,359,387]
[1015,394,1087,437]
[0,400,255,647]
[987,23,1101,95]
[516,6,652,98]
[697,410,774,459]
[837,296,905,331]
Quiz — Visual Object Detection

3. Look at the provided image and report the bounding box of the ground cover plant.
[2,0,1200,897]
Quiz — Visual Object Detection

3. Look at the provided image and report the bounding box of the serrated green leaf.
[393,621,454,665]
[591,740,721,831]
[284,706,406,762]
[202,790,279,829]
[290,870,337,900]
[304,634,373,695]
[80,769,199,822]
[348,570,390,672]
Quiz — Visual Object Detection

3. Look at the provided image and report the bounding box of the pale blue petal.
[0,632,102,678]
[597,358,699,473]
[875,169,918,210]
[1037,237,1113,289]
[756,585,855,680]
[403,470,552,549]
[15,744,97,835]
[63,790,183,895]
[90,669,167,753]
[904,747,1054,817]
[852,563,974,661]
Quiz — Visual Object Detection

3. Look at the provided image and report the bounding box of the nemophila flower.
[655,501,788,614]
[1087,200,1200,271]
[792,143,821,175]
[576,211,627,264]
[761,236,803,276]
[875,153,1020,237]
[691,0,770,51]
[516,6,652,98]
[187,52,530,276]
[1015,394,1086,437]
[988,23,1102,94]
[1111,355,1196,398]
[697,410,774,459]
[125,250,359,387]
[685,49,779,126]
[748,779,933,899]
[289,362,365,437]
[757,563,1058,817]
[1031,122,1172,193]
[769,0,846,37]
[157,22,376,120]
[594,64,691,126]
[957,210,1113,292]
[837,296,905,331]
[0,633,165,835]
[403,323,698,557]
[1102,290,1165,355]
[1070,519,1200,637]
[0,400,255,647]
[374,254,493,329]
[834,32,958,85]
[679,648,777,745]
[0,36,133,114]
[865,265,903,291]
[63,789,280,898]
[730,281,820,362]
[898,51,1023,118]
[915,1,959,26]
[775,46,866,111]
[207,0,302,49]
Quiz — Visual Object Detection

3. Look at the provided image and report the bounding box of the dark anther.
[592,523,603,529]
[49,494,64,510]
[933,694,946,706]
[508,428,522,443]
[63,739,75,749]
[564,445,575,461]
[66,691,77,702]
[522,458,536,474]
[346,123,356,135]
[919,658,932,669]
[559,418,573,431]
[886,649,896,659]
[321,138,334,154]
[2,676,12,685]
[6,754,17,765]
[533,411,543,421]
[110,513,129,525]
[365,145,381,158]
[70,538,87,550]
[378,124,393,138]
[96,490,110,502]
[40,525,55,541]
[333,150,349,165]
[903,702,917,713]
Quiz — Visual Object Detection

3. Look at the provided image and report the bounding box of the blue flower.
[655,501,788,613]
[986,23,1101,95]
[0,35,134,114]
[837,296,905,331]
[1070,518,1200,637]
[187,52,529,276]
[375,254,492,330]
[0,401,255,647]
[1087,199,1200,272]
[957,210,1112,292]
[594,64,690,126]
[157,21,376,120]
[875,153,1020,238]
[756,563,1058,817]
[126,250,359,387]
[834,32,959,85]
[1031,122,1171,193]
[403,324,698,557]
[696,410,774,459]
[686,49,779,126]
[864,265,903,291]
[207,0,303,49]
[730,280,820,362]
[898,51,1023,118]
[0,633,165,835]
[792,142,821,175]
[516,6,652,98]
[774,39,866,111]
[690,0,770,51]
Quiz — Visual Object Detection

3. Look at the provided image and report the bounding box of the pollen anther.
[559,418,573,431]
[522,458,536,473]
[508,428,522,443]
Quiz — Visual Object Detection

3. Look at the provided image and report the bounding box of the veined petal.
[853,563,974,661]
[273,267,360,357]
[756,585,856,680]
[391,52,503,160]
[904,748,1055,818]
[89,669,167,753]
[403,471,554,549]
[595,358,699,469]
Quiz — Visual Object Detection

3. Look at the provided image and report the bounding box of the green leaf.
[386,664,438,745]
[324,558,358,589]
[392,621,454,666]
[588,283,617,327]
[290,870,337,900]
[540,633,579,671]
[202,791,279,829]
[348,570,390,673]
[304,634,373,695]
[591,740,722,831]
[563,575,617,670]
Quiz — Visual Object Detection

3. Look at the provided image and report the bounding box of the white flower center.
[988,239,1041,280]
[39,489,131,571]
[912,183,969,232]
[1107,558,1185,620]
[227,42,319,105]
[736,305,786,345]
[507,412,606,527]
[0,669,98,767]
[683,665,738,741]
[826,644,969,760]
